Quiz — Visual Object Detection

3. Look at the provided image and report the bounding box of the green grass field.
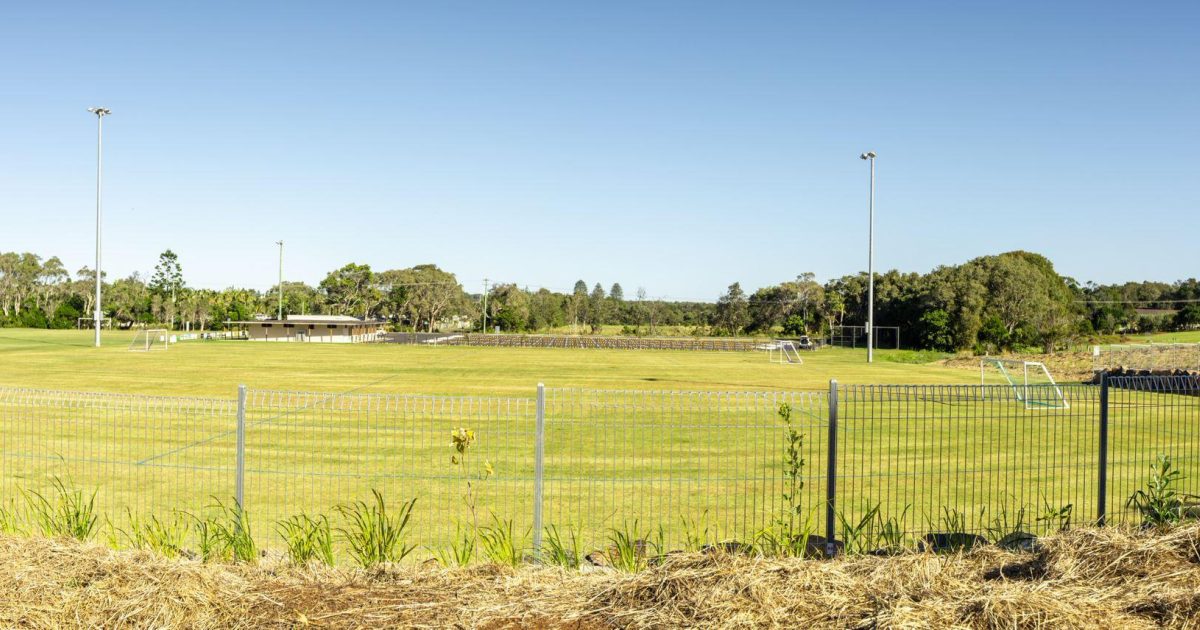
[1111,330,1200,345]
[0,328,1196,560]
[0,328,980,396]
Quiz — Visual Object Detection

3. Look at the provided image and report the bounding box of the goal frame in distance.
[979,358,1068,410]
[768,340,803,365]
[129,328,170,352]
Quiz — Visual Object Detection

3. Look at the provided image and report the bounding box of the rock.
[802,535,844,558]
[996,531,1040,553]
[584,550,612,568]
[919,532,988,553]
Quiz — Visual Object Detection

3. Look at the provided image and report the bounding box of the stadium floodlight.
[860,150,876,363]
[89,107,111,347]
[276,240,284,320]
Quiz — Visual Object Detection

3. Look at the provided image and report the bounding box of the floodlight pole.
[89,107,111,347]
[860,151,877,363]
[482,278,489,333]
[276,240,284,320]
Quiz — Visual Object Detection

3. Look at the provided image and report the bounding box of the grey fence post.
[826,379,838,555]
[532,383,546,558]
[1097,373,1109,526]
[236,384,247,510]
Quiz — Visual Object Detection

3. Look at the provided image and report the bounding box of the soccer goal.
[129,329,170,352]
[979,358,1068,409]
[768,340,804,365]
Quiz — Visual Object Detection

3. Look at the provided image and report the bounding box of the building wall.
[246,324,381,343]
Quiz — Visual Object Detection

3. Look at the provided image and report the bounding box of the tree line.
[1,249,1196,351]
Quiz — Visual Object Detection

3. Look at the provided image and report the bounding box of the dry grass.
[5,524,1200,628]
[944,351,1098,383]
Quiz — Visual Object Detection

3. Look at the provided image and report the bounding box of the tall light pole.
[88,107,111,347]
[276,240,284,320]
[859,151,877,363]
[482,278,489,333]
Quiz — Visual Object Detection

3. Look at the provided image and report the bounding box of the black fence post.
[1098,372,1109,526]
[826,379,838,555]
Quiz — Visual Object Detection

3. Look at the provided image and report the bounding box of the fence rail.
[383,332,768,352]
[0,375,1197,558]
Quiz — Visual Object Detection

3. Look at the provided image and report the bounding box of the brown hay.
[4,525,1200,628]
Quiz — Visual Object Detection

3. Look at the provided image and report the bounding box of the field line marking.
[135,371,404,466]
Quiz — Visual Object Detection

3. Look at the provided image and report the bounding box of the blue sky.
[1,1,1197,299]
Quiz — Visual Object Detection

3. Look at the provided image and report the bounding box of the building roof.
[227,316,385,325]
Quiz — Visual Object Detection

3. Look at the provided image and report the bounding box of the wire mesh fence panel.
[835,384,1101,542]
[541,389,828,552]
[445,334,765,352]
[1095,344,1200,372]
[0,387,236,534]
[1105,375,1200,525]
[242,389,536,556]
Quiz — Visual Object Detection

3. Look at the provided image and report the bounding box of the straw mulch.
[3,524,1200,629]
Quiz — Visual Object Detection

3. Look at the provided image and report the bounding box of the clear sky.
[1,1,1197,299]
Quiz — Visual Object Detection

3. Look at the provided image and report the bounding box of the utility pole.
[482,278,489,333]
[276,241,284,320]
[88,107,111,347]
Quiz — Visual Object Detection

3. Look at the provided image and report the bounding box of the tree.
[529,288,567,330]
[1175,305,1200,330]
[375,265,468,331]
[151,250,185,328]
[319,263,377,318]
[714,282,749,335]
[488,283,531,332]
[609,283,624,302]
[588,283,607,333]
[570,280,588,333]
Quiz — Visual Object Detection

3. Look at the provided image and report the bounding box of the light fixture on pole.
[859,151,876,363]
[88,107,111,347]
[276,241,284,320]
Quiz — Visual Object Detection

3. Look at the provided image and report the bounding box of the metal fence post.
[1097,373,1109,526]
[826,379,838,555]
[532,383,546,558]
[236,384,246,510]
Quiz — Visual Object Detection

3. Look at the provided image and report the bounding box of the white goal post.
[767,340,803,365]
[129,329,170,352]
[979,358,1068,409]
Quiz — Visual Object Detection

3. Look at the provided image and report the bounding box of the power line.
[1077,299,1200,304]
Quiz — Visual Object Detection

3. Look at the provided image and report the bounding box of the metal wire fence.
[0,387,235,524]
[242,389,536,552]
[0,375,1197,558]
[414,333,768,352]
[1093,343,1200,372]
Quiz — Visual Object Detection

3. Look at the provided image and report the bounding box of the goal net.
[768,340,803,365]
[129,329,170,352]
[979,358,1068,409]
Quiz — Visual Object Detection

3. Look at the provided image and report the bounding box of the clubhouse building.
[231,315,385,343]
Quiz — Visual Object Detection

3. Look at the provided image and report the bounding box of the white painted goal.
[768,340,804,365]
[979,358,1068,409]
[129,328,170,352]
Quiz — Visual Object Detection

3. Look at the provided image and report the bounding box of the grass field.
[0,328,980,396]
[1109,330,1200,345]
[0,328,1196,561]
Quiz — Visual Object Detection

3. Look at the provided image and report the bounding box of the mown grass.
[0,327,1196,561]
[0,327,982,396]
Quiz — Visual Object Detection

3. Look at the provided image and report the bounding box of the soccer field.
[0,328,1196,559]
[0,328,977,396]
